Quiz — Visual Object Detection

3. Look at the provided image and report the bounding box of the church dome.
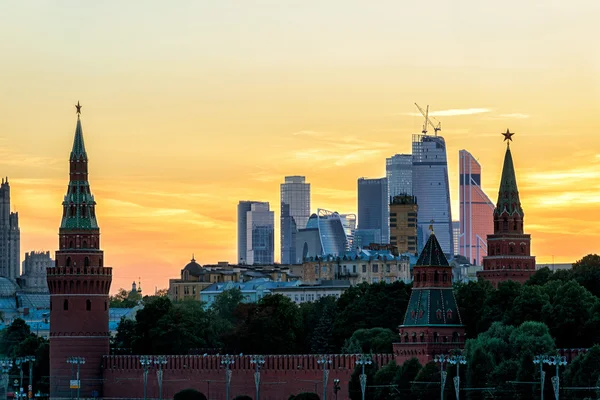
[183,257,204,277]
[0,277,19,297]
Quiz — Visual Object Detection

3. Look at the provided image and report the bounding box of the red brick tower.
[47,103,112,399]
[394,230,465,366]
[478,130,536,287]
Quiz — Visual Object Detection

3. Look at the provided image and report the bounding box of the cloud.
[294,136,393,167]
[403,108,491,117]
[292,130,328,137]
[497,113,530,119]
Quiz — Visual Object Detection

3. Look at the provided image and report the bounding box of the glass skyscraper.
[246,202,274,265]
[238,201,259,263]
[280,176,311,264]
[412,134,453,255]
[459,150,494,265]
[386,154,413,198]
[357,177,389,244]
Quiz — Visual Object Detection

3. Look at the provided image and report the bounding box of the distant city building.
[459,150,495,265]
[452,221,460,256]
[0,178,20,280]
[353,229,382,249]
[389,195,418,255]
[237,201,263,264]
[295,209,352,262]
[19,251,52,293]
[280,176,311,264]
[339,213,357,250]
[386,154,413,198]
[412,134,453,255]
[358,177,389,244]
[246,202,274,265]
[479,132,536,287]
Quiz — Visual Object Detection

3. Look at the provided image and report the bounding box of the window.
[86,299,91,311]
[372,277,379,283]
[386,264,390,273]
[372,264,378,273]
[84,257,90,267]
[63,299,68,311]
[362,265,367,273]
[66,257,71,267]
[352,265,357,273]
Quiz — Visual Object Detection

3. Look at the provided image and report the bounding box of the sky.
[0,1,599,293]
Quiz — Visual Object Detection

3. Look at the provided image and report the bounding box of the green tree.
[454,280,494,338]
[341,328,396,354]
[297,296,337,353]
[478,280,522,333]
[112,318,136,353]
[310,305,336,354]
[396,358,422,396]
[563,345,600,394]
[289,393,320,400]
[348,362,378,400]
[373,360,400,399]
[411,362,440,399]
[110,287,139,308]
[0,318,31,357]
[504,285,549,326]
[173,389,207,400]
[572,254,600,298]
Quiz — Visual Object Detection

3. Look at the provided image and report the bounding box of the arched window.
[66,257,71,267]
[509,246,514,253]
[447,309,453,320]
[433,332,439,343]
[503,218,508,231]
[436,309,442,320]
[434,271,439,282]
[86,299,91,311]
[69,240,74,249]
[84,257,90,267]
[63,299,68,311]
[83,240,87,249]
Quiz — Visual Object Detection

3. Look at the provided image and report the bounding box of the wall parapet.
[102,353,394,372]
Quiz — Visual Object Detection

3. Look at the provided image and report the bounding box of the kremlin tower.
[478,130,536,287]
[46,103,112,399]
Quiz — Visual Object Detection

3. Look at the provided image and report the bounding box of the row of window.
[55,299,107,311]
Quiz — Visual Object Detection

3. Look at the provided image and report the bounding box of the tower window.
[84,257,90,267]
[86,299,91,311]
[69,241,74,249]
[66,257,71,267]
[83,240,87,249]
[63,299,68,311]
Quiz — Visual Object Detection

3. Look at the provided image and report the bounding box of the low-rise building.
[272,280,350,303]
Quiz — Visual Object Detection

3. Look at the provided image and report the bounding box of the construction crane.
[415,103,442,136]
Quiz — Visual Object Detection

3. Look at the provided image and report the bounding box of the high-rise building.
[238,201,262,264]
[339,213,357,250]
[452,221,460,256]
[412,134,453,255]
[246,202,274,265]
[386,154,413,198]
[0,178,20,280]
[478,131,536,287]
[459,150,495,265]
[389,195,418,255]
[353,229,381,249]
[295,209,351,262]
[280,176,311,264]
[47,105,112,398]
[357,177,389,244]
[20,251,52,292]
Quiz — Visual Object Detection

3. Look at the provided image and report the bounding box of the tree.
[341,328,396,354]
[289,393,320,400]
[112,318,136,353]
[348,362,378,400]
[411,362,440,399]
[503,285,549,326]
[110,288,139,308]
[373,360,400,399]
[310,306,336,354]
[173,389,207,400]
[477,280,522,333]
[454,280,494,338]
[563,345,600,392]
[572,254,600,298]
[232,396,253,400]
[0,318,32,357]
[396,358,422,396]
[298,296,337,354]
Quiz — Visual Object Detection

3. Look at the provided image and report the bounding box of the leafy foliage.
[110,287,141,308]
[288,393,320,400]
[341,328,397,354]
[173,389,207,400]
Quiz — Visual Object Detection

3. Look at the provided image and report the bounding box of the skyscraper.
[357,177,389,244]
[479,131,536,287]
[412,134,453,255]
[459,150,495,265]
[280,176,311,264]
[0,178,20,280]
[389,195,418,255]
[246,202,274,265]
[237,200,262,264]
[386,154,413,198]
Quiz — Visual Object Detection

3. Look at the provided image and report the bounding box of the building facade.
[237,201,262,264]
[20,251,52,292]
[295,209,353,262]
[280,176,311,264]
[246,202,274,265]
[386,154,413,198]
[389,195,418,255]
[357,177,389,244]
[412,134,453,255]
[478,133,536,287]
[0,178,20,280]
[46,108,112,399]
[452,221,460,256]
[353,229,381,249]
[459,150,495,265]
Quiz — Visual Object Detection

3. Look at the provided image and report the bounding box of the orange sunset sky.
[1,1,599,293]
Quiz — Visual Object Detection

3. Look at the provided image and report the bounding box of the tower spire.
[496,131,523,217]
[71,103,87,161]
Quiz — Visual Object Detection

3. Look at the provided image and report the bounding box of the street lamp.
[66,357,85,400]
[250,355,265,400]
[317,356,332,400]
[447,355,467,400]
[434,354,451,400]
[533,355,548,400]
[333,379,341,400]
[154,356,168,400]
[139,356,153,400]
[0,359,13,400]
[221,355,235,400]
[15,356,35,400]
[355,354,372,400]
[544,355,567,400]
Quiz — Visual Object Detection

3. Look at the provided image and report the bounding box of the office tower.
[353,229,382,249]
[389,195,418,255]
[479,131,536,287]
[0,178,20,279]
[459,150,495,265]
[280,176,311,264]
[20,251,52,292]
[452,221,460,256]
[339,213,357,250]
[357,177,389,244]
[412,134,453,255]
[246,202,274,265]
[386,154,413,198]
[296,209,350,261]
[238,201,262,264]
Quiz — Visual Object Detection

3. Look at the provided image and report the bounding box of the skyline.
[1,1,599,292]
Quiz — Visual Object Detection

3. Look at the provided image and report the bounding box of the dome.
[183,257,204,277]
[0,277,18,297]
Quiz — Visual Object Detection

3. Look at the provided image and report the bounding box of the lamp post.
[434,354,451,400]
[447,355,467,400]
[355,354,372,400]
[544,355,567,400]
[317,356,332,400]
[66,357,85,400]
[333,379,341,400]
[533,355,548,400]
[15,356,35,400]
[0,359,13,400]
[154,356,168,400]
[221,355,235,400]
[250,355,265,400]
[139,356,153,400]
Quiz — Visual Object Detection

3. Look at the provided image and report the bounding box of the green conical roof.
[70,116,87,160]
[495,146,523,216]
[416,233,449,267]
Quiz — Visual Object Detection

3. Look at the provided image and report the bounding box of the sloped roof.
[495,146,524,217]
[402,288,463,326]
[415,233,449,267]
